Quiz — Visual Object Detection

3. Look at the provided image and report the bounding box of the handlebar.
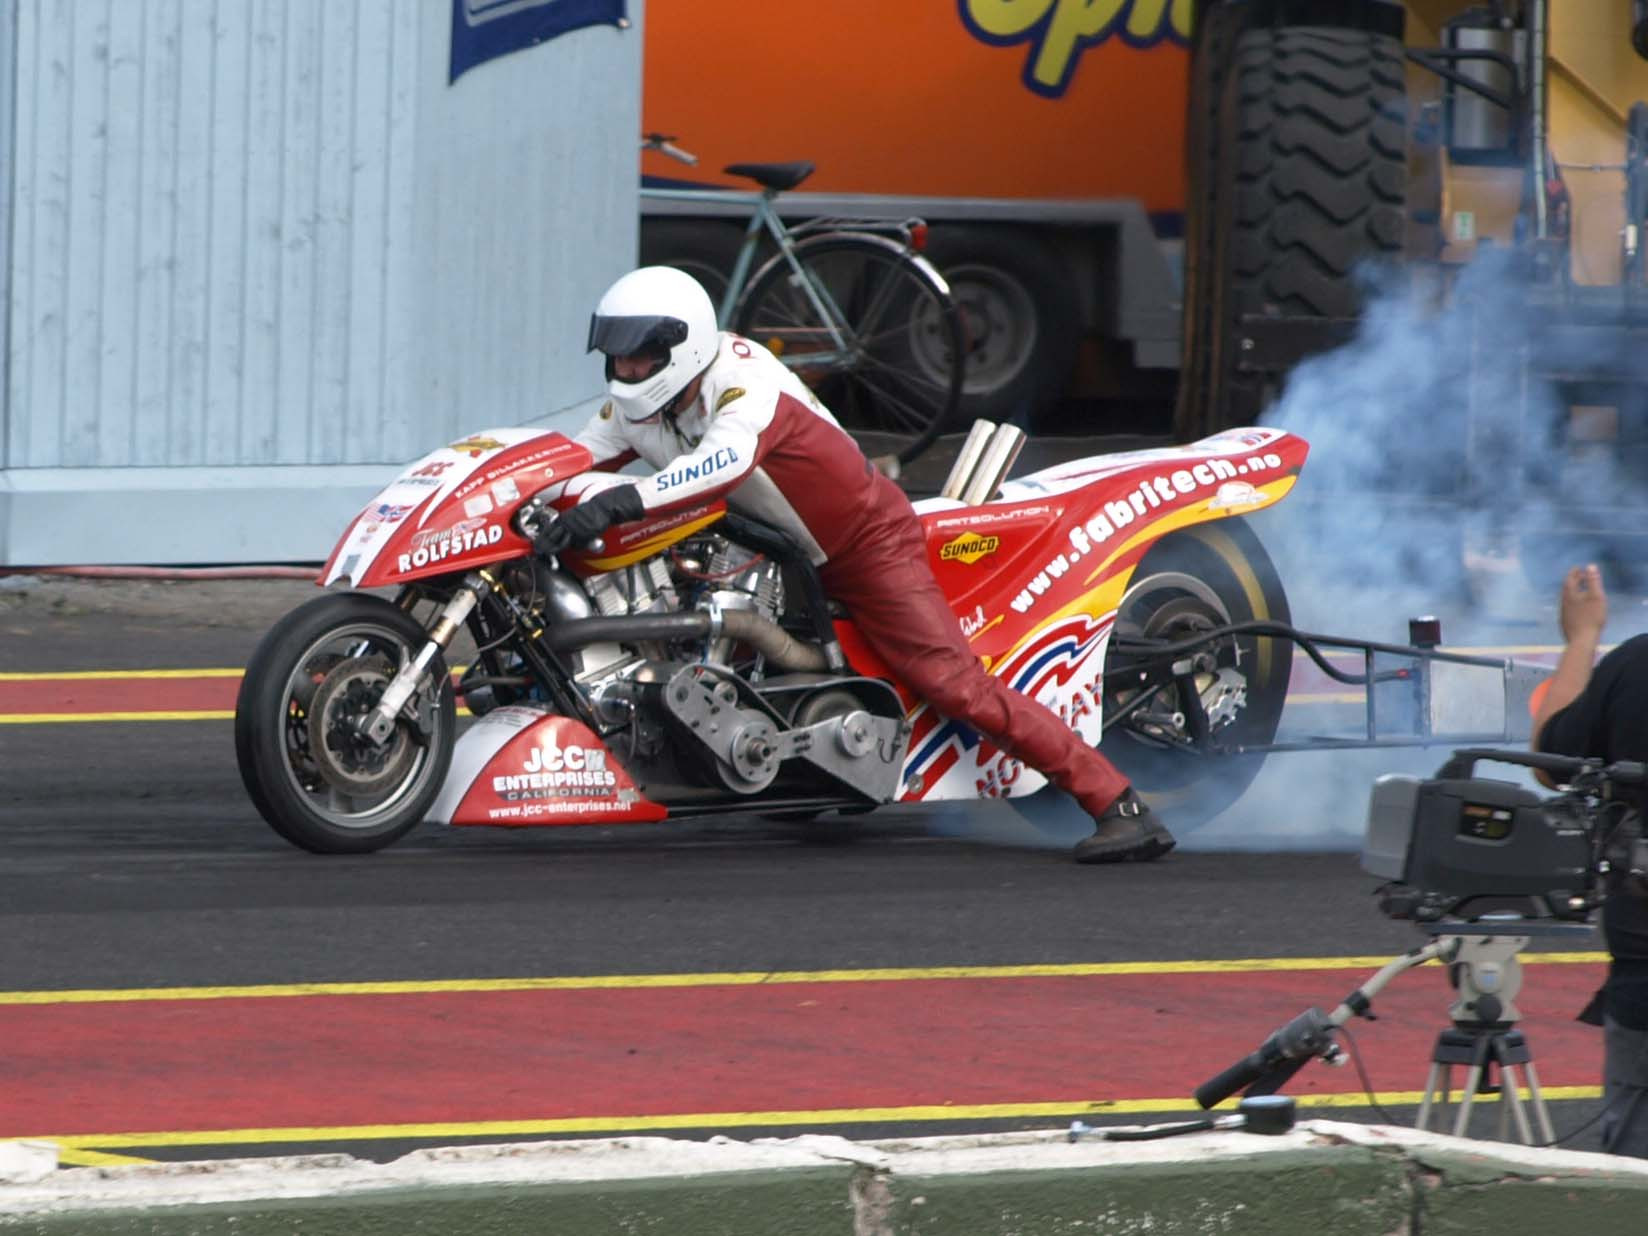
[514,500,605,557]
[1193,1055,1273,1110]
[1193,1007,1336,1109]
[641,132,698,165]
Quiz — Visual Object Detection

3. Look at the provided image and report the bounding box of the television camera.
[1364,747,1648,922]
[1190,748,1647,1145]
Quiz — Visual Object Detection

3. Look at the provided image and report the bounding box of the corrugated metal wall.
[0,0,640,563]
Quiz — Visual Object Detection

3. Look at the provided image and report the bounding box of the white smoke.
[921,254,1646,855]
[1187,251,1648,851]
[1257,251,1647,620]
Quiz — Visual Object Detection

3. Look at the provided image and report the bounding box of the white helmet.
[587,266,719,422]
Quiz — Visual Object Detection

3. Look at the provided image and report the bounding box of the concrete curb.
[4,1120,1648,1234]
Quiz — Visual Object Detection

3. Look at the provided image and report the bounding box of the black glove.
[535,484,645,556]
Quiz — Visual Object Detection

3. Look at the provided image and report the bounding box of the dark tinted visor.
[604,346,670,384]
[586,313,689,357]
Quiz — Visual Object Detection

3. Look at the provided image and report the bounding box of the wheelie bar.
[1110,618,1550,753]
[360,573,493,744]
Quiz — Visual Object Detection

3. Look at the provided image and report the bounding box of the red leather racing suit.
[567,332,1130,817]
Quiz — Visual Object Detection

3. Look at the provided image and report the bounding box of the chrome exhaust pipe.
[939,419,997,500]
[541,609,830,673]
[959,423,1026,505]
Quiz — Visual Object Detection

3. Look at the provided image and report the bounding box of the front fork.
[358,572,495,745]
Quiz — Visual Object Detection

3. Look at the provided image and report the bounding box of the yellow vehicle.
[1178,0,1648,581]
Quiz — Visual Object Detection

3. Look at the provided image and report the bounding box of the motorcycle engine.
[516,534,903,801]
[584,557,677,619]
[692,539,785,666]
[540,533,785,683]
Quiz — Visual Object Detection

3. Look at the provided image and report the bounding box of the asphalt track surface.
[0,587,1615,1168]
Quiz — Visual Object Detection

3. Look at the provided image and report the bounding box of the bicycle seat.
[723,161,815,191]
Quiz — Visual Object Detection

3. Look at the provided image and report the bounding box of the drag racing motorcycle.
[235,422,1310,853]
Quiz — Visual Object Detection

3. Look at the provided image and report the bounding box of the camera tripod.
[1194,919,1593,1147]
[1411,922,1588,1145]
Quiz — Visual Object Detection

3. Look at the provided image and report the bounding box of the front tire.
[235,593,456,854]
[1101,519,1290,830]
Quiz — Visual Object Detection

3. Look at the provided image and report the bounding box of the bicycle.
[639,134,965,466]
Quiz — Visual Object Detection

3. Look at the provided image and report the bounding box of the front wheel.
[733,233,964,465]
[1100,519,1290,831]
[235,593,456,854]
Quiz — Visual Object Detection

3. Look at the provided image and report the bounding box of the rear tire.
[236,593,456,854]
[1100,519,1290,830]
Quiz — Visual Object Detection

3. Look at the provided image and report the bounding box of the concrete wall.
[0,0,640,565]
[4,1121,1648,1235]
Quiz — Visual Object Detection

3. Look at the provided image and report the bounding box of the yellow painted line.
[33,1086,1607,1151]
[0,710,234,724]
[55,1147,154,1167]
[1289,691,1366,705]
[0,668,244,682]
[0,954,1606,1007]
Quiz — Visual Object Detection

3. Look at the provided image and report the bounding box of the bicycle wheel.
[733,233,964,465]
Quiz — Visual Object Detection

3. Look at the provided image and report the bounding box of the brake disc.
[306,657,417,798]
[1125,599,1250,743]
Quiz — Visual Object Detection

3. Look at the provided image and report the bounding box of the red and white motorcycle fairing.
[429,706,667,826]
[319,428,591,590]
[312,421,1306,831]
[888,425,1307,806]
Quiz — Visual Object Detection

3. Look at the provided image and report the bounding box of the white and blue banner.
[450,0,629,82]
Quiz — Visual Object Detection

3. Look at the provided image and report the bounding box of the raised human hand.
[1558,563,1607,643]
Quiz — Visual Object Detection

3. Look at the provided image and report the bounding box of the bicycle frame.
[638,183,855,360]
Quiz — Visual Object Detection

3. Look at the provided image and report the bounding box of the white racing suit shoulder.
[557,332,865,564]
[693,333,843,433]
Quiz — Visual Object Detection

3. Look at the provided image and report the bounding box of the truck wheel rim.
[945,265,1037,396]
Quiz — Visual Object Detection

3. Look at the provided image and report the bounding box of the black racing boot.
[1072,789,1176,864]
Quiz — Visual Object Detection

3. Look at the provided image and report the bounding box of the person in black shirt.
[1533,563,1648,1157]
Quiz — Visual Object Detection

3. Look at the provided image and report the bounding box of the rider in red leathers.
[538,266,1174,863]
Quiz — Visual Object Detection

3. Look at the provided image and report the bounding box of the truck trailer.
[638,0,1194,429]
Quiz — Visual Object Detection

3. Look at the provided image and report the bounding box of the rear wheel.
[235,593,456,854]
[734,234,964,465]
[1100,520,1290,830]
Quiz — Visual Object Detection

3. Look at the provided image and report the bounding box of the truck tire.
[1177,21,1407,438]
[1175,0,1249,444]
[638,219,749,316]
[921,226,1082,426]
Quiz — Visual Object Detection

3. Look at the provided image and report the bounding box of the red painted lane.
[0,676,239,715]
[0,965,1604,1138]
